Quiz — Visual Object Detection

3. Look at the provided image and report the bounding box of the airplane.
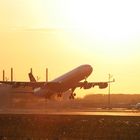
[0,64,114,99]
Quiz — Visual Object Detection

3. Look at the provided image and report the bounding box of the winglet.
[108,78,115,83]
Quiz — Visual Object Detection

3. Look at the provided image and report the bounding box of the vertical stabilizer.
[28,72,36,82]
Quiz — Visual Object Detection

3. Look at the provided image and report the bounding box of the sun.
[34,0,140,42]
[62,0,140,41]
[31,0,140,60]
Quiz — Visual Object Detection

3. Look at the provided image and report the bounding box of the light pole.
[108,74,115,109]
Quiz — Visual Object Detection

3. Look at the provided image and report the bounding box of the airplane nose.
[87,65,93,74]
[83,64,93,76]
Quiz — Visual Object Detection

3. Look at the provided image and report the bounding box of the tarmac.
[0,108,140,116]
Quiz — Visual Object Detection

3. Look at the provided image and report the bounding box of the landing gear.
[73,93,76,96]
[57,93,62,97]
[69,88,76,99]
[69,92,76,99]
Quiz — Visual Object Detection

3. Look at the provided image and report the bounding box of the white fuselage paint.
[34,64,93,98]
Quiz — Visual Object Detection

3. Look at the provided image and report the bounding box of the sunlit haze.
[0,0,140,97]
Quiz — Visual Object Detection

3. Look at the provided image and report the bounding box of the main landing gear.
[57,93,62,97]
[69,88,76,99]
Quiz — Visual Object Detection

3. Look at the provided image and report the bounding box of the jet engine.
[83,83,93,89]
[99,83,108,89]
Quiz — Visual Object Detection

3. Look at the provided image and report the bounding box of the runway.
[0,108,140,116]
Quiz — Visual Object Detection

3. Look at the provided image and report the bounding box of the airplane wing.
[0,81,45,88]
[0,81,62,89]
[77,79,115,89]
[0,80,114,89]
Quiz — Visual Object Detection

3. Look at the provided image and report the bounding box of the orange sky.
[0,0,140,97]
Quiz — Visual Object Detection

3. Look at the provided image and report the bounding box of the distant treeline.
[83,93,140,104]
[79,94,140,108]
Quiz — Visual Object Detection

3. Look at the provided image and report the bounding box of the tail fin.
[28,72,36,82]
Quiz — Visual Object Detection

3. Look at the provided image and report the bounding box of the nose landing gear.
[69,88,76,99]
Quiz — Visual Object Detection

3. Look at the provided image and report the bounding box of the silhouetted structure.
[46,68,48,82]
[11,68,13,82]
[2,70,5,81]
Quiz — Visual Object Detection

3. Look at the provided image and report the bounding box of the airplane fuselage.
[34,64,93,98]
